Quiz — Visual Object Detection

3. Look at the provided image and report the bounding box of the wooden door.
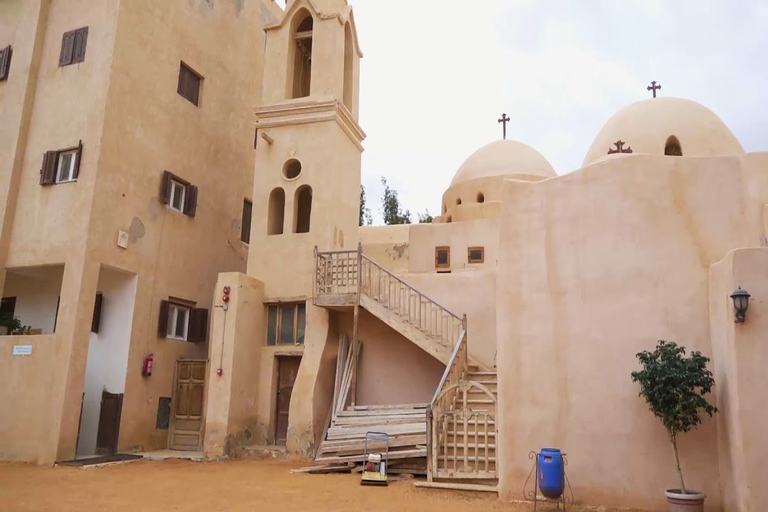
[169,360,207,451]
[96,391,123,455]
[275,356,301,446]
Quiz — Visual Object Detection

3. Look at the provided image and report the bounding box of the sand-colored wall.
[709,248,768,512]
[0,0,265,462]
[0,334,64,463]
[87,0,261,454]
[337,309,445,405]
[408,219,499,274]
[359,225,410,274]
[204,272,265,459]
[496,154,768,510]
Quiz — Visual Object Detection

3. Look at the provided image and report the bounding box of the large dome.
[583,97,744,167]
[450,139,556,187]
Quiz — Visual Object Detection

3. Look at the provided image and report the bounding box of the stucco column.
[203,272,265,459]
[286,304,332,456]
[0,0,50,292]
[52,257,101,462]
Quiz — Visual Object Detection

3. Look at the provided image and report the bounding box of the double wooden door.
[169,360,207,451]
[275,356,301,446]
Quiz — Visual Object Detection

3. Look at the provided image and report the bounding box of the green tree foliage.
[417,210,433,224]
[380,177,411,225]
[631,340,717,494]
[359,185,372,226]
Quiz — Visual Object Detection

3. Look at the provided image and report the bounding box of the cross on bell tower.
[647,81,662,98]
[498,113,510,140]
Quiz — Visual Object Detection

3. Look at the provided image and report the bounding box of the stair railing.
[426,320,467,481]
[359,254,464,351]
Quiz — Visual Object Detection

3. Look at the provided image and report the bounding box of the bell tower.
[247,0,365,454]
[250,0,364,296]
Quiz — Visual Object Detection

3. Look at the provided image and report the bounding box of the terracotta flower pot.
[665,490,706,512]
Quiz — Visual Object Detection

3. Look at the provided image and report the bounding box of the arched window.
[343,23,354,111]
[289,10,313,99]
[456,198,462,205]
[665,136,682,156]
[268,188,285,235]
[477,192,485,203]
[294,185,312,233]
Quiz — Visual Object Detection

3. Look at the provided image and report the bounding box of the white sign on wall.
[12,345,32,356]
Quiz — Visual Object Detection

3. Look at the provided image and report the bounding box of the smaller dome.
[451,140,556,187]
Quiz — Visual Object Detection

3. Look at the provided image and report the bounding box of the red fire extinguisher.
[142,354,154,376]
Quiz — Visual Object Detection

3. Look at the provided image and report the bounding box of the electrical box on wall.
[117,230,129,249]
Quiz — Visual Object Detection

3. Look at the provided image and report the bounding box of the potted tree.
[631,340,717,512]
[0,314,31,335]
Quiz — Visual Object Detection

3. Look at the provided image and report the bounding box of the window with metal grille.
[156,397,172,429]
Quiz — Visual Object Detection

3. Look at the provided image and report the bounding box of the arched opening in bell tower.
[268,188,285,235]
[294,185,313,233]
[665,135,683,156]
[288,10,313,99]
[343,23,354,110]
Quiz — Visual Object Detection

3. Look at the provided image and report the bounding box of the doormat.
[57,454,143,467]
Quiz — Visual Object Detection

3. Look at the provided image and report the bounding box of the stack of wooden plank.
[315,404,428,463]
[312,334,429,465]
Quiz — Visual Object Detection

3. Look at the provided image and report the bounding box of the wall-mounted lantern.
[730,286,751,323]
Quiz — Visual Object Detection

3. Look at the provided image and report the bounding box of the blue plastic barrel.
[537,448,565,499]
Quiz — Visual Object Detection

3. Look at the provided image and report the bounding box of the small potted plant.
[631,340,717,512]
[0,314,31,335]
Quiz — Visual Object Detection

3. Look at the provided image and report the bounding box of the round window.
[283,159,302,180]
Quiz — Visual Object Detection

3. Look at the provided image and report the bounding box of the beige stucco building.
[0,0,285,463]
[3,2,767,512]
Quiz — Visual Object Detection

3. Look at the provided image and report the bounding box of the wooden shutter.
[158,300,170,338]
[40,151,58,185]
[73,141,83,180]
[0,45,11,81]
[241,199,252,243]
[189,308,209,343]
[91,293,103,333]
[177,65,187,97]
[60,31,75,67]
[73,27,88,63]
[184,185,198,217]
[160,171,172,204]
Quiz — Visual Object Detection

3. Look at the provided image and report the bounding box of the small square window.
[166,303,190,341]
[468,247,485,264]
[56,150,78,183]
[169,180,186,212]
[435,246,450,269]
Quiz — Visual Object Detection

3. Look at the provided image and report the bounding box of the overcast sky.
[280,1,768,223]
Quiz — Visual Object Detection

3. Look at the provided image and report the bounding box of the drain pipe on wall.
[214,286,231,377]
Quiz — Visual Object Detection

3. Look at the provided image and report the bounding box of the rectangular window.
[170,179,186,212]
[59,27,88,67]
[56,149,78,183]
[241,199,253,244]
[435,246,450,269]
[160,171,198,217]
[167,303,190,341]
[468,247,485,264]
[40,142,83,186]
[158,299,209,343]
[177,62,202,106]
[0,45,12,81]
[266,302,306,346]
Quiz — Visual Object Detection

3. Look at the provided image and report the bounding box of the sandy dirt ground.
[0,458,635,512]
